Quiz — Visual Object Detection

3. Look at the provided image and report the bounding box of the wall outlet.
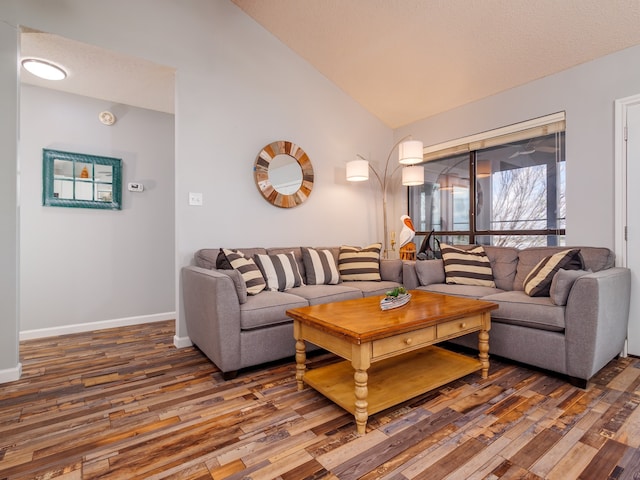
[128,182,144,192]
[189,192,203,206]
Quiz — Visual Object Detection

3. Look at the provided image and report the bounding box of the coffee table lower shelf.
[303,345,482,416]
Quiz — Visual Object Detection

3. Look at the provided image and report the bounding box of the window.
[408,113,565,249]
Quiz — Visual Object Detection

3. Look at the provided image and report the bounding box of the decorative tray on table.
[380,287,411,311]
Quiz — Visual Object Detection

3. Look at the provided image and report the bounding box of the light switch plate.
[189,192,203,206]
[128,182,144,192]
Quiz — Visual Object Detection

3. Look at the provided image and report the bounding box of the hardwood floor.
[1,320,639,479]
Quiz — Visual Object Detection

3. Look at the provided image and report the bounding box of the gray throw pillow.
[218,268,248,304]
[550,268,591,305]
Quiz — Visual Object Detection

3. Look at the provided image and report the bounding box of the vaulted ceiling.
[232,0,640,128]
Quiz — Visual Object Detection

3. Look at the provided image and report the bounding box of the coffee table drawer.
[372,326,435,358]
[437,314,482,338]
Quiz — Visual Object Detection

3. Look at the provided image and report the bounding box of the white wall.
[395,44,640,250]
[19,85,175,335]
[0,21,20,382]
[0,0,392,372]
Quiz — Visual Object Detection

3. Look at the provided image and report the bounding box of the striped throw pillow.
[254,252,305,291]
[524,249,584,297]
[441,244,496,287]
[222,249,266,295]
[338,243,382,281]
[302,247,340,285]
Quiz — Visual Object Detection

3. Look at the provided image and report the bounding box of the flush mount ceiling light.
[21,58,67,81]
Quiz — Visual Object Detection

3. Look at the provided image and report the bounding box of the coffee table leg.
[478,328,490,379]
[295,338,306,391]
[354,368,368,435]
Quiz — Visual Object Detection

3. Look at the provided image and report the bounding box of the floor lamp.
[346,136,425,259]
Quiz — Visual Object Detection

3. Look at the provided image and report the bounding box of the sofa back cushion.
[380,258,403,283]
[514,246,614,291]
[483,246,519,291]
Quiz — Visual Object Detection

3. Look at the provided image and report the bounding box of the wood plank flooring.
[1,320,640,479]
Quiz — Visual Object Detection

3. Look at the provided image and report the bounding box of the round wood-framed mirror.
[254,141,314,208]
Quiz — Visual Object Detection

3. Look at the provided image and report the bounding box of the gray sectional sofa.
[402,245,631,387]
[182,246,403,378]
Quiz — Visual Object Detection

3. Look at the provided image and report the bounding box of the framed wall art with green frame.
[42,149,122,210]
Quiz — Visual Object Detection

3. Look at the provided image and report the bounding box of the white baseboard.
[19,312,176,341]
[173,335,193,349]
[0,363,22,384]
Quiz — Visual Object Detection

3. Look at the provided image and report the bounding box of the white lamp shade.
[346,159,369,181]
[398,140,424,165]
[402,165,424,186]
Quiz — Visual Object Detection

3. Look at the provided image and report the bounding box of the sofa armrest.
[565,267,631,380]
[181,266,242,373]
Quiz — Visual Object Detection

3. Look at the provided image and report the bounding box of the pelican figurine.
[398,215,416,248]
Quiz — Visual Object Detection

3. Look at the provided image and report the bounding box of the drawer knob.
[404,337,413,345]
[460,322,467,329]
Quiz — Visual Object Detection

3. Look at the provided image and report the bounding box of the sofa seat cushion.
[416,284,504,299]
[347,280,404,298]
[481,291,565,332]
[239,291,308,330]
[287,284,363,305]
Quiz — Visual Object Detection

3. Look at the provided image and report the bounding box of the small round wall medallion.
[99,111,116,126]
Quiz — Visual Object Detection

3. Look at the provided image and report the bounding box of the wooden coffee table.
[287,290,498,434]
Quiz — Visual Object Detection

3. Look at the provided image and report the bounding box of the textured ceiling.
[20,30,175,114]
[232,0,640,128]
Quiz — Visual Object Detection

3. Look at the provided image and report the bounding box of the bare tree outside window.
[491,165,547,247]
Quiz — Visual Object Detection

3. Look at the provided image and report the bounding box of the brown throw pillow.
[222,248,266,295]
[440,243,496,287]
[338,243,382,281]
[524,249,583,297]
